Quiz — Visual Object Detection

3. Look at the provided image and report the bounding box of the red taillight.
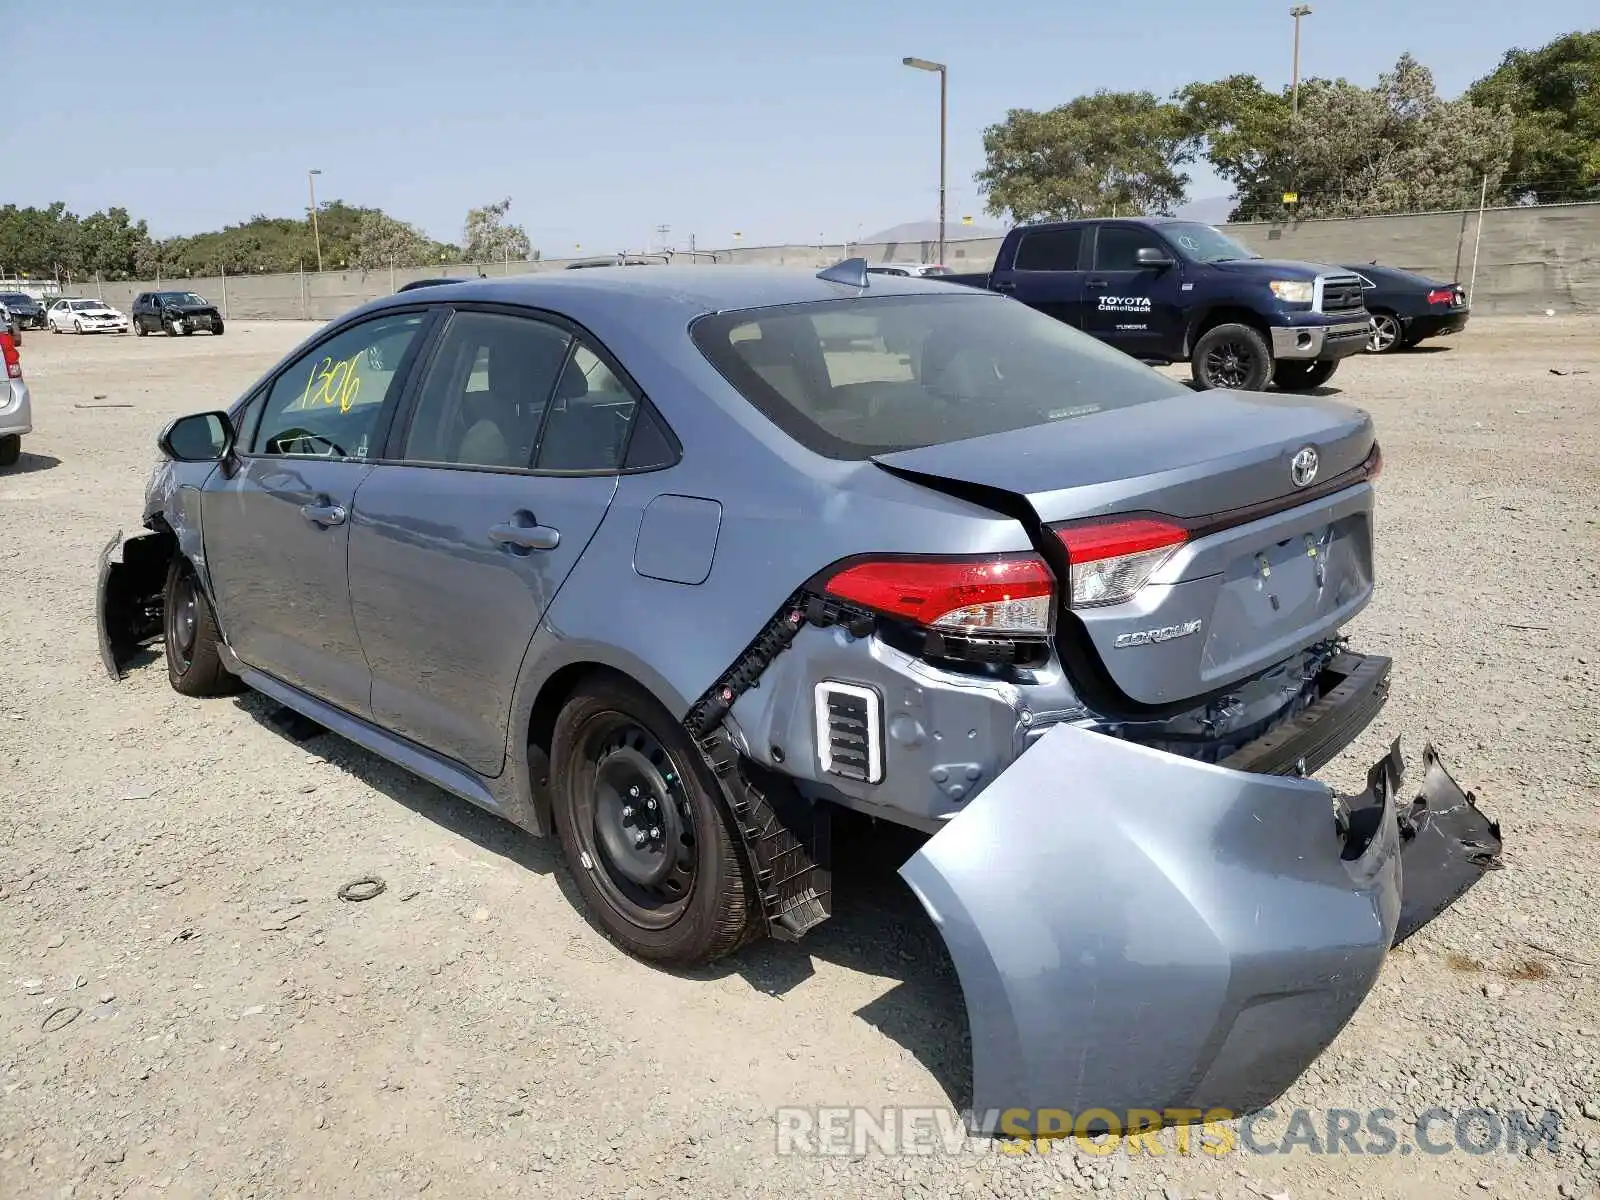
[822,555,1055,635]
[1426,288,1455,305]
[1052,516,1189,608]
[0,332,19,380]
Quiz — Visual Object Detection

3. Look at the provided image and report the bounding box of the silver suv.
[0,329,33,467]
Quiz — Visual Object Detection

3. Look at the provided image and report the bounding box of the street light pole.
[307,169,324,273]
[902,56,947,268]
[1289,6,1312,122]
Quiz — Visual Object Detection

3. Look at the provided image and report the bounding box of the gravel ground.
[2,318,1597,1200]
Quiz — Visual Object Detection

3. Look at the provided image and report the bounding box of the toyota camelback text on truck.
[946,218,1371,391]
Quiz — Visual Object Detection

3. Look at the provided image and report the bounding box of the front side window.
[252,311,427,459]
[1094,225,1167,272]
[691,293,1187,460]
[401,311,573,469]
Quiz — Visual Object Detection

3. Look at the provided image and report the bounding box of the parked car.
[0,330,33,467]
[95,263,1500,1130]
[865,262,952,277]
[946,218,1370,392]
[131,290,224,336]
[1340,262,1471,354]
[0,302,20,345]
[0,292,48,330]
[47,297,130,334]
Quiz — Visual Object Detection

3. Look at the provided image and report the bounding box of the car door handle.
[489,520,561,551]
[991,279,1016,292]
[300,502,347,527]
[1086,278,1110,287]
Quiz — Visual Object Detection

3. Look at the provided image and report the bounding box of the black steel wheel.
[551,677,757,966]
[163,557,243,697]
[1191,323,1272,391]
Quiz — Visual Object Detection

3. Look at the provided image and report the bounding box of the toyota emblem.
[1290,446,1319,488]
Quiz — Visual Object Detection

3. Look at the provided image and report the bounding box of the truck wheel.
[0,434,19,468]
[1366,312,1404,354]
[1272,359,1340,391]
[1192,324,1272,391]
[550,676,758,967]
[163,557,244,698]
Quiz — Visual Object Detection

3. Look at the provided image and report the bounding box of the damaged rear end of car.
[684,284,1504,1133]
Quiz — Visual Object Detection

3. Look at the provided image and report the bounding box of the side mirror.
[1136,247,1175,268]
[159,411,235,462]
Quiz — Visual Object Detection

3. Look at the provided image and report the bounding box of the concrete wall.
[73,202,1599,320]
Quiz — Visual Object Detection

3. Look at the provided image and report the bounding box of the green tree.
[1175,75,1294,221]
[976,91,1196,222]
[352,212,435,269]
[1184,55,1514,221]
[462,197,531,263]
[78,208,154,277]
[1467,30,1600,202]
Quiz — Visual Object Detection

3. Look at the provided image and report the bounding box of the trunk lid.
[872,391,1378,706]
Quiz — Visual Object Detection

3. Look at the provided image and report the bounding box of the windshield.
[71,300,108,311]
[690,293,1187,460]
[0,294,33,306]
[1161,222,1261,264]
[157,292,208,306]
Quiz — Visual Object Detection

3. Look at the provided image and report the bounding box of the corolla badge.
[1290,445,1319,488]
[1113,619,1202,649]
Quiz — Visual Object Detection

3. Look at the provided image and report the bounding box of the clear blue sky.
[5,0,1591,251]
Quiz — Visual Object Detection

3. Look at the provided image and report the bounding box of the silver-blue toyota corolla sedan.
[96,262,1502,1132]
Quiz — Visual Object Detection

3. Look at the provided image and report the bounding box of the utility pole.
[307,169,324,273]
[902,57,948,268]
[654,223,671,253]
[1289,6,1312,121]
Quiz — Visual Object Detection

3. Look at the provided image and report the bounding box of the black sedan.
[1341,263,1470,354]
[0,293,47,331]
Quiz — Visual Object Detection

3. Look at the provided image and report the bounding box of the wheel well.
[1188,306,1271,355]
[526,662,643,760]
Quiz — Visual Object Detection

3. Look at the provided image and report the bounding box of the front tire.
[163,558,243,698]
[1191,323,1273,391]
[73,319,83,334]
[1366,311,1404,354]
[1272,359,1340,391]
[212,319,225,336]
[167,318,184,337]
[551,677,757,967]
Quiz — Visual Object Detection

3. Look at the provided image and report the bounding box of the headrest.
[556,363,588,400]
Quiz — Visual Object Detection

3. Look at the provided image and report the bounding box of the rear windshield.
[689,293,1187,459]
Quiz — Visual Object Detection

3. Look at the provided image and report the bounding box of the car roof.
[355,264,975,323]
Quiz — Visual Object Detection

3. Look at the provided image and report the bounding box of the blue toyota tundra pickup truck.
[945,217,1371,391]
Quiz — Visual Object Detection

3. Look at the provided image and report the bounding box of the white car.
[865,262,952,277]
[48,297,130,335]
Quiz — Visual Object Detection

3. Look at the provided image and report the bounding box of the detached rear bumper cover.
[900,724,1501,1133]
[97,528,171,679]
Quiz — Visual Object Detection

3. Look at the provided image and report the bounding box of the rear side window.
[690,293,1187,460]
[1013,228,1082,271]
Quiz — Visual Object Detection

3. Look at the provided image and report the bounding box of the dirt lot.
[3,318,1598,1200]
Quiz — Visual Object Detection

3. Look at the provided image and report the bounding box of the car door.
[200,308,435,715]
[993,226,1087,327]
[1085,224,1184,358]
[345,307,633,775]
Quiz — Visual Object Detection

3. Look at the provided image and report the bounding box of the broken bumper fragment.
[900,723,1502,1135]
[97,527,169,679]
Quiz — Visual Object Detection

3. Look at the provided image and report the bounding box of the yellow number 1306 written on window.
[296,351,365,413]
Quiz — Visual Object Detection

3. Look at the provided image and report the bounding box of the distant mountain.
[862,220,1009,243]
[1173,195,1237,225]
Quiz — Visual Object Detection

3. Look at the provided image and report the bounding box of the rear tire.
[1191,323,1273,391]
[1272,359,1340,391]
[163,557,243,698]
[134,319,147,337]
[1366,311,1404,354]
[0,435,19,468]
[550,676,758,967]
